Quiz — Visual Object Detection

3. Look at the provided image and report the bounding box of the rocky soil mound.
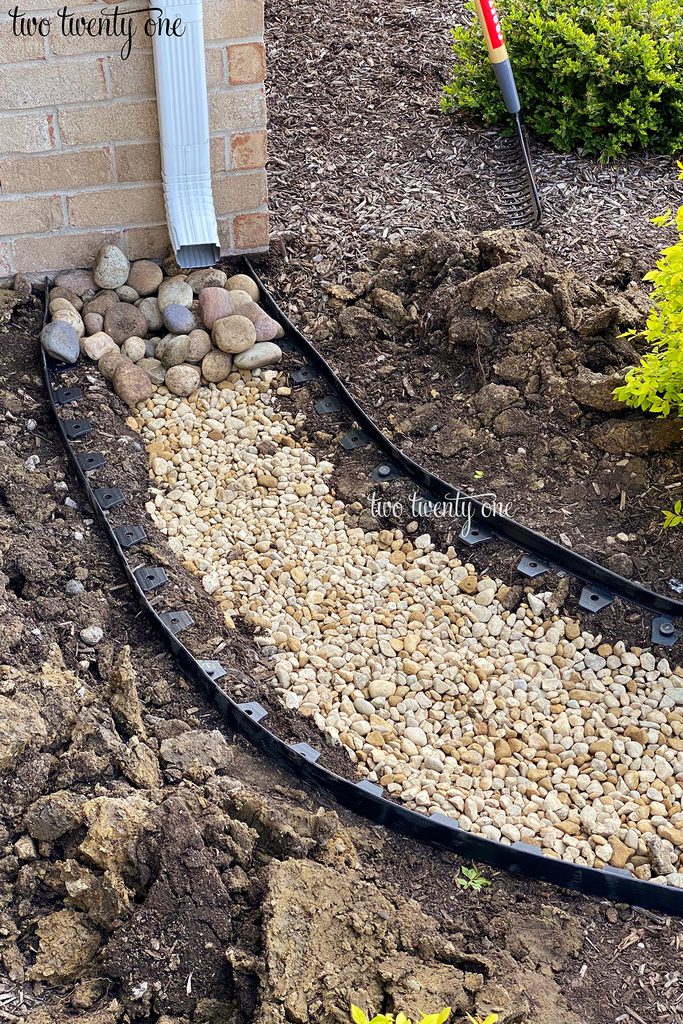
[0,636,588,1024]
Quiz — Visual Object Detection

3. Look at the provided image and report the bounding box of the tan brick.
[108,52,156,98]
[228,42,265,85]
[217,216,232,251]
[0,147,113,194]
[213,170,267,215]
[115,141,161,183]
[67,184,165,228]
[0,21,45,61]
[209,88,267,133]
[204,0,263,41]
[12,229,124,273]
[116,137,223,183]
[0,242,12,277]
[49,10,151,56]
[0,58,107,109]
[205,46,226,88]
[124,223,170,261]
[0,110,54,153]
[0,194,62,236]
[230,129,267,170]
[233,211,269,251]
[59,100,158,145]
[211,136,227,174]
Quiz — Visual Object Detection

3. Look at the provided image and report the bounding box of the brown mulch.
[264,0,683,312]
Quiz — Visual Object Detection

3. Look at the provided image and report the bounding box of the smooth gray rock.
[41,320,79,363]
[93,244,129,290]
[157,334,190,368]
[121,336,146,362]
[116,285,139,303]
[233,342,282,370]
[157,277,193,310]
[137,297,163,333]
[80,625,103,646]
[137,357,166,385]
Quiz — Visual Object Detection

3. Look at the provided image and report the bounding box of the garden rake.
[473,0,542,228]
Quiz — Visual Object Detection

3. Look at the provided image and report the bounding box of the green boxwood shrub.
[442,0,683,160]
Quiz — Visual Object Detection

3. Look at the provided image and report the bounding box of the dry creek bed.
[34,244,683,893]
[6,291,683,1024]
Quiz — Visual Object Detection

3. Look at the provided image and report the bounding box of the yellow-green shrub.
[614,164,683,527]
[350,1006,451,1024]
[615,167,683,419]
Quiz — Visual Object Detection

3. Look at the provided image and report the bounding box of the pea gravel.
[135,375,683,887]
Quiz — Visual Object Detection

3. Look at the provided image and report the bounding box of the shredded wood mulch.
[263,0,683,316]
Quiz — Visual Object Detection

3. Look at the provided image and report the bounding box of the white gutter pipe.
[150,0,220,269]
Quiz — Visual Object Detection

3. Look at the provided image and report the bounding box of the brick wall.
[0,0,269,277]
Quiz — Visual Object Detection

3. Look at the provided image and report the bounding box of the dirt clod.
[28,910,102,984]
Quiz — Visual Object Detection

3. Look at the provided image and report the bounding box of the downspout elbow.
[151,0,220,269]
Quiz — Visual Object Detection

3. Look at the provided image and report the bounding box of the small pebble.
[80,625,103,646]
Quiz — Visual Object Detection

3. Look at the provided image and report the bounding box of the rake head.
[499,113,542,229]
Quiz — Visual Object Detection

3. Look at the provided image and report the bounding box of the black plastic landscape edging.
[40,277,682,916]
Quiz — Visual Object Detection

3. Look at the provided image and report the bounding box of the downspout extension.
[151,0,220,269]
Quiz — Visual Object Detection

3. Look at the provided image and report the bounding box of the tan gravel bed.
[136,373,683,887]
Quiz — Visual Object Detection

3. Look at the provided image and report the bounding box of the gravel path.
[137,374,683,887]
[264,0,683,307]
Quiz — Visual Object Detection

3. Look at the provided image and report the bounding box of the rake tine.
[474,0,542,228]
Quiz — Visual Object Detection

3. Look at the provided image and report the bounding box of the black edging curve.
[40,279,682,917]
[244,257,683,630]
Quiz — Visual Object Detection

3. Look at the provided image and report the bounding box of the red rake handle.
[474,0,508,62]
[473,0,521,113]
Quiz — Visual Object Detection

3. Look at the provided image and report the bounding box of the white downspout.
[151,0,220,269]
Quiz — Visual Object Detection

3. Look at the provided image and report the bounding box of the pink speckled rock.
[197,287,252,329]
